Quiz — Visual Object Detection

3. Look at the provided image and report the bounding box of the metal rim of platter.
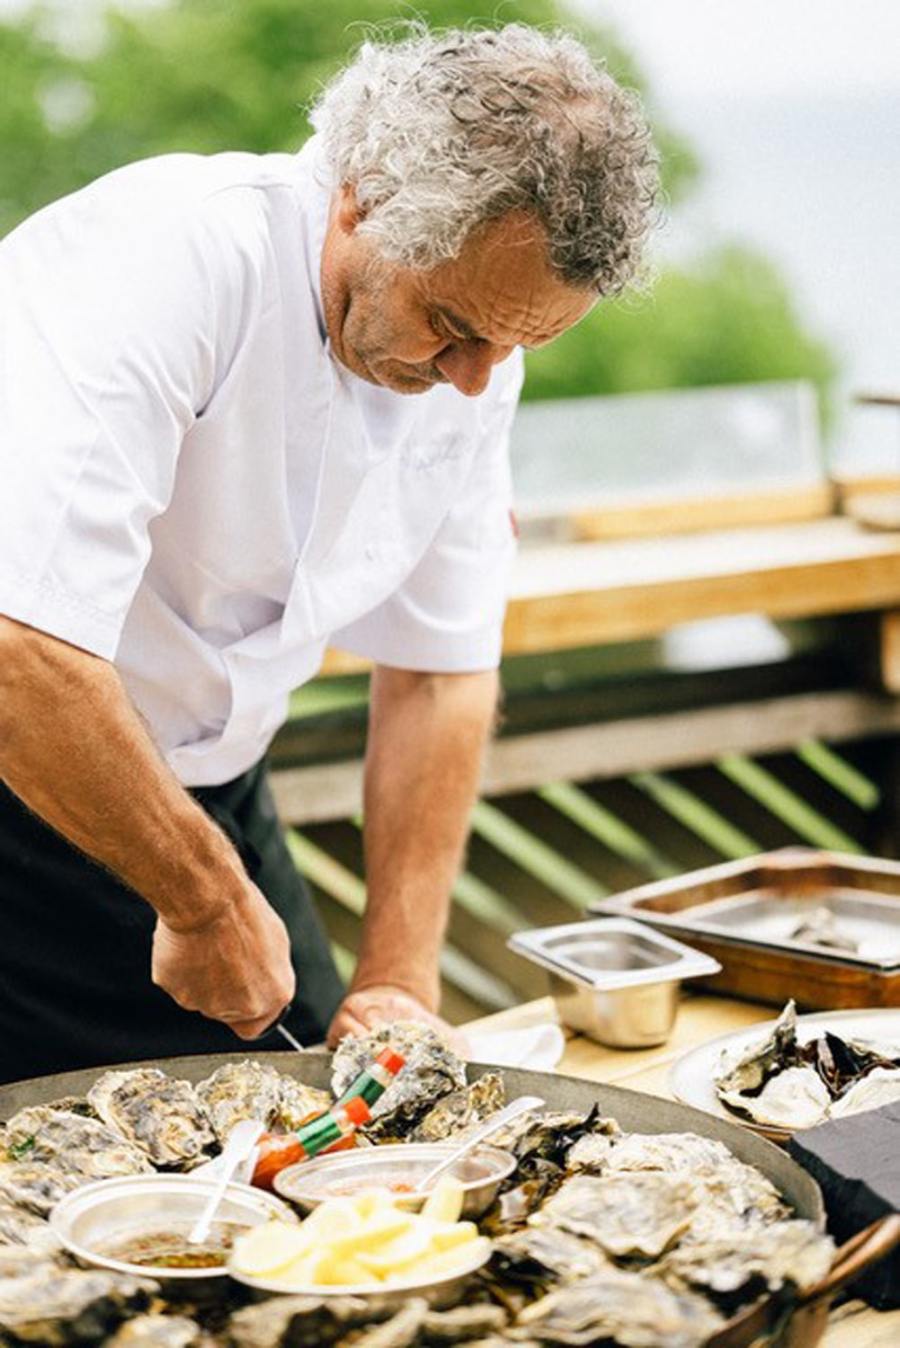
[2,1050,899,1348]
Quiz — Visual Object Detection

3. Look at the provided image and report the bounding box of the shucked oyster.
[331,1022,466,1137]
[0,1267,157,1345]
[716,1000,799,1096]
[509,1269,724,1347]
[490,1226,610,1290]
[829,1065,900,1118]
[533,1172,699,1259]
[88,1070,215,1170]
[719,1066,831,1130]
[3,1106,153,1183]
[411,1072,505,1143]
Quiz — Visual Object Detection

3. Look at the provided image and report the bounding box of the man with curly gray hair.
[0,23,657,1081]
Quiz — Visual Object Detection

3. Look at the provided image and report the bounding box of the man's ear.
[335,183,366,236]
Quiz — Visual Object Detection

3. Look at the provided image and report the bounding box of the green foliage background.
[0,0,836,418]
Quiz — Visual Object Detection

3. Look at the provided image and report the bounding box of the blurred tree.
[525,245,838,423]
[0,0,834,416]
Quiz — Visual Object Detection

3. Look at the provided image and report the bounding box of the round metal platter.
[0,1049,824,1225]
[670,1006,900,1142]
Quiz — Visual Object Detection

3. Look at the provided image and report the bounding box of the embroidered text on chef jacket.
[0,139,523,786]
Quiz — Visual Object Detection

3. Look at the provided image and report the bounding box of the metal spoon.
[413,1094,545,1196]
[186,1119,266,1246]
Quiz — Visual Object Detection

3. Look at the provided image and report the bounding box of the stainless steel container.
[273,1142,516,1218]
[508,918,721,1047]
[50,1174,294,1297]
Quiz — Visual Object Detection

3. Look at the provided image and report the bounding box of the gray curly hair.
[310,23,659,297]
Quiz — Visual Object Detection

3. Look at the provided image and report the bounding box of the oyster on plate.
[2,1105,153,1183]
[719,1066,832,1130]
[534,1172,700,1260]
[331,1023,466,1139]
[655,1217,834,1310]
[336,1299,427,1347]
[420,1304,509,1343]
[88,1070,215,1170]
[828,1065,900,1118]
[715,1000,799,1096]
[508,1269,724,1348]
[0,1267,157,1345]
[102,1314,207,1347]
[227,1294,384,1348]
[411,1073,505,1143]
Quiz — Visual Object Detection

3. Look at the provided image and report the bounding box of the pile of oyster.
[714,1000,900,1130]
[0,1022,835,1347]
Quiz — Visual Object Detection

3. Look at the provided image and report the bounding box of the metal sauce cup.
[273,1142,516,1218]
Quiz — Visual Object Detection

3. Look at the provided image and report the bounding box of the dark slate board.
[790,1100,900,1309]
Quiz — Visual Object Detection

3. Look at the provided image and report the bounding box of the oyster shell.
[715,1000,799,1095]
[657,1218,834,1307]
[509,1269,723,1347]
[602,1132,788,1223]
[103,1314,205,1347]
[88,1070,215,1169]
[228,1295,383,1347]
[3,1106,153,1182]
[421,1303,509,1342]
[789,906,859,952]
[338,1299,427,1347]
[195,1062,284,1143]
[719,1066,831,1129]
[533,1172,698,1259]
[490,1226,610,1288]
[0,1243,64,1280]
[0,1202,59,1251]
[0,1267,157,1345]
[331,1023,466,1138]
[0,1160,82,1216]
[411,1073,506,1143]
[273,1076,332,1134]
[828,1065,900,1118]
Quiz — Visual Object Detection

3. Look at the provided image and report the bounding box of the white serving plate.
[669,1006,900,1142]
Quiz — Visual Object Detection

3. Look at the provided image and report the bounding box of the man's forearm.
[353,665,499,1009]
[0,617,244,928]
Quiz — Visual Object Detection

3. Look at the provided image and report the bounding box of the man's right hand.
[151,884,296,1039]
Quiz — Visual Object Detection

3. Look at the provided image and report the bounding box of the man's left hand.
[326,984,469,1055]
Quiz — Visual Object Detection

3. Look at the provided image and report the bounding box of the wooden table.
[466,994,900,1347]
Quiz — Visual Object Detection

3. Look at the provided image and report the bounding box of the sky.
[574,0,900,101]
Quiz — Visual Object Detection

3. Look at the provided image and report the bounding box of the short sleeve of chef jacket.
[331,351,524,673]
[0,167,256,659]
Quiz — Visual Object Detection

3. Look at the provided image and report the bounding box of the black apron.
[0,761,343,1085]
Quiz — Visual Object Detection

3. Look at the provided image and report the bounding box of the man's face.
[321,194,595,397]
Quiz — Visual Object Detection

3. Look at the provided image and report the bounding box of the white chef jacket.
[0,138,523,786]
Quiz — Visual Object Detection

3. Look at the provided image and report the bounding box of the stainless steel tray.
[0,1050,895,1348]
[590,849,900,1009]
[508,918,720,1047]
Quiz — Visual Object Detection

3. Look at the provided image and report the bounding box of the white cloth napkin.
[465,1022,565,1072]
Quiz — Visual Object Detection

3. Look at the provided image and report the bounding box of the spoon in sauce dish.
[412,1094,545,1197]
[187,1119,266,1247]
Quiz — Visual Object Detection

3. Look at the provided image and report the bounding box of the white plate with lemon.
[228,1178,492,1305]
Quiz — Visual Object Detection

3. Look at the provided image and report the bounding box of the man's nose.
[434,341,500,397]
